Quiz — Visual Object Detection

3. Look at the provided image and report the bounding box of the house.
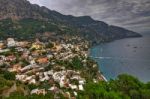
[7,38,16,47]
[20,64,40,72]
[71,75,81,80]
[16,41,29,47]
[40,76,49,82]
[48,85,59,93]
[0,55,5,61]
[74,91,78,96]
[78,85,84,91]
[29,79,36,84]
[69,84,78,90]
[47,70,53,75]
[47,54,53,59]
[59,76,69,88]
[53,72,63,82]
[30,60,36,65]
[0,60,4,66]
[21,52,29,60]
[36,57,49,64]
[53,44,62,51]
[8,64,22,72]
[0,42,4,49]
[16,74,27,81]
[64,92,71,99]
[15,47,24,52]
[31,43,43,50]
[31,89,47,95]
[0,49,10,53]
[31,51,40,57]
[6,55,16,61]
[44,72,48,77]
[25,76,33,81]
[31,89,39,94]
[79,80,85,85]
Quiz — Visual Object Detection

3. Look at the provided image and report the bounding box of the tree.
[0,76,14,94]
[3,71,16,80]
[109,74,142,95]
[129,90,141,99]
[46,42,54,48]
[28,84,38,90]
[5,91,26,99]
[140,89,150,99]
[71,56,83,70]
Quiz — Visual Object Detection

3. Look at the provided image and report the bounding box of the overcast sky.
[28,0,150,33]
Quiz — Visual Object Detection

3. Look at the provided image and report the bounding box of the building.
[8,64,22,72]
[36,57,49,64]
[16,41,29,47]
[7,38,16,47]
[78,85,84,91]
[31,89,47,95]
[0,42,4,49]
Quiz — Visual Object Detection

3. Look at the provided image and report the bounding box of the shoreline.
[88,36,143,82]
[101,74,108,82]
[88,48,108,82]
[89,34,150,83]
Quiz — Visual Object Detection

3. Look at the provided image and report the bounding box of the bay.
[90,33,150,82]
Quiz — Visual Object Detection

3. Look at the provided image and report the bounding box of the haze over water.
[91,33,150,82]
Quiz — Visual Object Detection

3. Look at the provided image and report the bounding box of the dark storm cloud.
[29,0,150,33]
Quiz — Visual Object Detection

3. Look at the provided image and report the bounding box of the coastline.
[101,75,108,82]
[88,35,143,82]
[88,48,108,82]
[89,34,150,82]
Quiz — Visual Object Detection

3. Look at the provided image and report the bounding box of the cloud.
[28,0,150,33]
[28,0,43,6]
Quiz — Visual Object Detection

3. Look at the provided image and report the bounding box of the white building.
[31,89,47,95]
[69,84,78,90]
[79,85,84,91]
[7,38,16,47]
[29,79,36,84]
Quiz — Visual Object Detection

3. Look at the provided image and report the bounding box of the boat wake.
[90,56,150,62]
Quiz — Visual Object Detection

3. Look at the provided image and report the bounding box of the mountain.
[0,0,142,43]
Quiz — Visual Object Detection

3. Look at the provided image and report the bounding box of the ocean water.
[90,33,150,82]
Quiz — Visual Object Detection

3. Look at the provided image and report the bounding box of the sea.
[90,33,150,82]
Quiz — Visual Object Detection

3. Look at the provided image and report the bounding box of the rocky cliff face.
[0,0,142,43]
[0,0,49,20]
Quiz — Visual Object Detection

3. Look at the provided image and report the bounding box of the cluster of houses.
[16,69,85,96]
[0,38,92,98]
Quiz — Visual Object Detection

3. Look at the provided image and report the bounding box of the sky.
[28,0,150,33]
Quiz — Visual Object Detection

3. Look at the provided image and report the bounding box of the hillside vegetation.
[1,74,150,99]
